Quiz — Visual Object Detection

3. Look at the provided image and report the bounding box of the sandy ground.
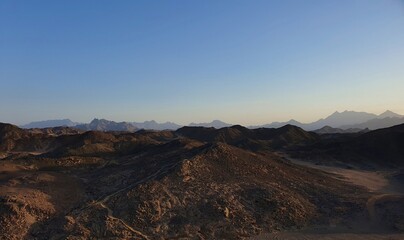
[286,158,393,193]
[252,156,404,240]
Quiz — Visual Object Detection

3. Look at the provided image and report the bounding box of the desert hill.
[0,123,56,153]
[294,123,404,167]
[176,124,317,150]
[313,126,367,134]
[0,123,26,149]
[68,143,365,239]
[1,122,404,239]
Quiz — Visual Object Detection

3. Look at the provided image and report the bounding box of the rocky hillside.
[2,122,404,239]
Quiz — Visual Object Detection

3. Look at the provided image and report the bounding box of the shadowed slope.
[293,124,404,167]
[176,124,318,151]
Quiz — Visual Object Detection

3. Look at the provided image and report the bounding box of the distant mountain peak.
[287,119,301,124]
[188,120,232,128]
[76,118,137,132]
[21,119,79,129]
[212,120,224,123]
[266,110,403,131]
[379,110,402,118]
[131,120,182,130]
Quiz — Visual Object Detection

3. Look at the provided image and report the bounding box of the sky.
[1,0,404,125]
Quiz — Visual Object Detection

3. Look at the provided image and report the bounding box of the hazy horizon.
[1,1,403,126]
[11,109,404,127]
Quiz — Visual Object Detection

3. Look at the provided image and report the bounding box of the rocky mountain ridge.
[19,110,404,132]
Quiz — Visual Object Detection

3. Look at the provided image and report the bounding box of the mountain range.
[75,118,137,132]
[131,120,182,130]
[19,110,404,132]
[1,121,404,238]
[21,119,80,128]
[250,110,404,131]
[21,119,233,131]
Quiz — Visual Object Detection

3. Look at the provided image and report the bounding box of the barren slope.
[0,123,403,239]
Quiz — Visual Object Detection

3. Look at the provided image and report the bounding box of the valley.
[255,155,404,239]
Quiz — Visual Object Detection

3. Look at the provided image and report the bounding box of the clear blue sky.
[1,0,403,125]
